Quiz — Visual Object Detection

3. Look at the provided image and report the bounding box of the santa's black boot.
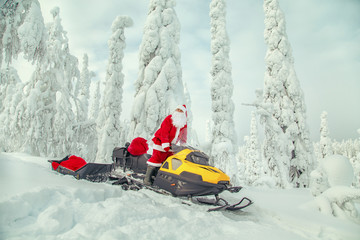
[144,166,156,186]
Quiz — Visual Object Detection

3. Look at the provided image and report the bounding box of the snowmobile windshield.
[171,145,197,153]
[185,151,210,166]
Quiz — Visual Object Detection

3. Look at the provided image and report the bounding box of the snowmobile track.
[109,173,253,212]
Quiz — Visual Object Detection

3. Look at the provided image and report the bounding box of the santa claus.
[144,104,188,185]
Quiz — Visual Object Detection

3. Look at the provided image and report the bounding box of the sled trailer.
[49,155,114,182]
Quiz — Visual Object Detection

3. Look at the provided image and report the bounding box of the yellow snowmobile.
[112,145,253,211]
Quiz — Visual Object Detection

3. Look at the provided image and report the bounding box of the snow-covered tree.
[310,162,330,197]
[318,111,333,159]
[1,0,45,67]
[118,119,130,148]
[354,130,360,187]
[312,111,333,190]
[73,61,97,162]
[243,112,262,185]
[17,0,46,64]
[261,0,314,188]
[0,67,23,151]
[1,0,23,66]
[53,93,76,157]
[352,155,360,188]
[332,139,359,160]
[209,0,237,182]
[202,119,213,154]
[73,120,97,162]
[183,82,199,147]
[128,0,185,141]
[15,62,57,156]
[330,137,360,188]
[13,7,79,157]
[236,144,246,185]
[64,48,79,94]
[89,80,101,121]
[0,6,5,67]
[78,54,95,121]
[1,0,46,153]
[46,7,79,157]
[96,16,132,163]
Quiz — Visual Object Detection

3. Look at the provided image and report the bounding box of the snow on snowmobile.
[111,143,253,211]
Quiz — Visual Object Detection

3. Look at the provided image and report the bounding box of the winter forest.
[1,0,359,224]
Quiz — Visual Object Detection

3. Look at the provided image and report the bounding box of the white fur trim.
[153,144,165,152]
[172,127,180,144]
[146,161,162,167]
[162,142,170,149]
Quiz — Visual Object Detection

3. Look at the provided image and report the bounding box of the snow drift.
[1,152,359,240]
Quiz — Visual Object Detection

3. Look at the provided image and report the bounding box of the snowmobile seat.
[49,155,114,182]
[112,145,150,174]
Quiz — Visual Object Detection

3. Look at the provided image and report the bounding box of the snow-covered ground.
[1,152,359,240]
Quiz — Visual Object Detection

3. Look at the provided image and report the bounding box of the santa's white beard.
[172,111,187,128]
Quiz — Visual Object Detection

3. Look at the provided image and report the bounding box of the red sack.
[128,137,149,156]
[52,155,87,171]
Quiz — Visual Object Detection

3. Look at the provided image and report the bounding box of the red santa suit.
[147,105,187,167]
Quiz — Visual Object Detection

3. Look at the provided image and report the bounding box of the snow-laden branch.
[315,186,360,223]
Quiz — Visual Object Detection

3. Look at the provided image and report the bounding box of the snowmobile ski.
[194,194,253,212]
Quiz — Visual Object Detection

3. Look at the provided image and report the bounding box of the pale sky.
[15,0,360,144]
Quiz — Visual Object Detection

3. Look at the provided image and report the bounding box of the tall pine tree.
[78,54,95,121]
[209,0,237,181]
[319,111,333,159]
[261,0,314,188]
[89,80,100,121]
[128,0,185,141]
[244,112,262,185]
[96,16,132,162]
[48,7,79,157]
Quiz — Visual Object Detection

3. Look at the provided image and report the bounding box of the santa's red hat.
[175,104,187,113]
